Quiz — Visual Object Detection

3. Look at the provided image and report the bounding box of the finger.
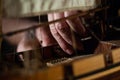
[36,26,56,47]
[17,36,40,52]
[64,11,86,36]
[54,12,73,45]
[64,11,85,50]
[48,13,74,54]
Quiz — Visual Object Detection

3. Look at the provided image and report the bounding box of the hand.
[48,11,86,54]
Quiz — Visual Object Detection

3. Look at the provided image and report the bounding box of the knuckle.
[52,31,58,36]
[49,24,55,29]
[56,23,66,32]
[50,28,58,36]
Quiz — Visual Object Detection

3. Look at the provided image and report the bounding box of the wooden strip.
[73,54,105,76]
[0,74,20,80]
[32,70,49,80]
[1,65,64,80]
[47,65,64,80]
[112,48,120,64]
[80,65,120,80]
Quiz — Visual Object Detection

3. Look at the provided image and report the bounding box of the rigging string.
[0,6,109,38]
[0,12,88,37]
[67,20,78,55]
[37,15,44,68]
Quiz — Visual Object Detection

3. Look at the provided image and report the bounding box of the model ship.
[0,0,120,80]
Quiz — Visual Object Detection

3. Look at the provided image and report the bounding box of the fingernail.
[66,49,73,55]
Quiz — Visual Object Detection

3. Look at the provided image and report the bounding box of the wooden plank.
[80,65,120,80]
[14,64,64,80]
[47,65,64,80]
[30,70,48,80]
[73,54,105,76]
[1,48,120,80]
[1,65,64,80]
[112,48,120,64]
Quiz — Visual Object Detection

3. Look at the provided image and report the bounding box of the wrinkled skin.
[48,11,86,54]
[2,11,86,55]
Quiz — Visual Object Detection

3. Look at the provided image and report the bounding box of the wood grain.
[112,48,120,64]
[80,66,120,80]
[73,54,105,76]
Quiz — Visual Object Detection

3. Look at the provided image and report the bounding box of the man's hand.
[48,11,86,54]
[3,11,87,55]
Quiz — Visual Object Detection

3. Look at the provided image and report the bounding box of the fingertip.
[66,49,74,55]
